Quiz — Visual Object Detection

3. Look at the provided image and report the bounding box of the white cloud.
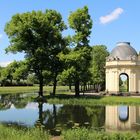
[0,61,12,67]
[100,8,124,24]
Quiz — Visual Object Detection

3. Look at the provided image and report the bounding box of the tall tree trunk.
[69,81,72,91]
[39,74,43,97]
[75,80,80,97]
[84,83,86,91]
[81,85,83,91]
[52,73,57,96]
[93,84,95,90]
[87,83,90,90]
[98,84,101,92]
[10,79,12,85]
[84,84,88,91]
[90,85,92,90]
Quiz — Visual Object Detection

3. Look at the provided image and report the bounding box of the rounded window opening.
[119,73,129,92]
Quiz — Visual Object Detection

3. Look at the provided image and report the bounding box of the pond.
[0,94,140,134]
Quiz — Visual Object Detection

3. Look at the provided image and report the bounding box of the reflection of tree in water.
[85,106,105,127]
[0,95,105,130]
[13,96,28,109]
[35,102,44,127]
[56,105,105,128]
[57,105,91,125]
[0,94,29,110]
[44,104,57,129]
[35,102,57,130]
[0,94,18,110]
[36,104,105,130]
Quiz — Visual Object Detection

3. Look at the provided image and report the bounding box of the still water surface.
[0,94,140,132]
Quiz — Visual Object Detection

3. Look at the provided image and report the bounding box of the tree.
[0,66,4,85]
[27,73,37,85]
[91,45,109,92]
[13,60,29,82]
[64,6,92,96]
[0,61,19,85]
[0,66,3,78]
[5,10,66,97]
[58,66,75,90]
[57,46,72,89]
[48,38,68,95]
[59,47,92,96]
[68,6,92,48]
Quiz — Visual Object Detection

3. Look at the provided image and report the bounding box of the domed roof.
[109,42,138,60]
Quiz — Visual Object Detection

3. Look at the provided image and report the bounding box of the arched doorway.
[119,73,129,92]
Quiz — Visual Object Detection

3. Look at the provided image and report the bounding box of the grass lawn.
[0,86,72,94]
[0,125,50,140]
[0,86,140,105]
[0,125,140,140]
[46,95,140,105]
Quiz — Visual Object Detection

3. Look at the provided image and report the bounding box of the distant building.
[106,42,140,94]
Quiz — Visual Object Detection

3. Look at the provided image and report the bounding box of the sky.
[0,0,140,67]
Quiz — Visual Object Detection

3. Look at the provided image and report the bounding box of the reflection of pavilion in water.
[106,106,140,131]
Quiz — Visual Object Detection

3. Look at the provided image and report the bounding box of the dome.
[109,42,138,60]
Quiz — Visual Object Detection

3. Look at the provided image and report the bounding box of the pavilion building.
[106,42,140,94]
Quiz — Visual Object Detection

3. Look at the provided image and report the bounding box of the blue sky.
[0,0,140,66]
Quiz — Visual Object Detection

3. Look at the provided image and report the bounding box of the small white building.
[106,42,140,94]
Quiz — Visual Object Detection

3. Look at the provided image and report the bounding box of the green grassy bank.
[62,128,140,140]
[1,125,140,140]
[0,86,140,105]
[0,86,71,94]
[0,125,50,140]
[47,95,140,105]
